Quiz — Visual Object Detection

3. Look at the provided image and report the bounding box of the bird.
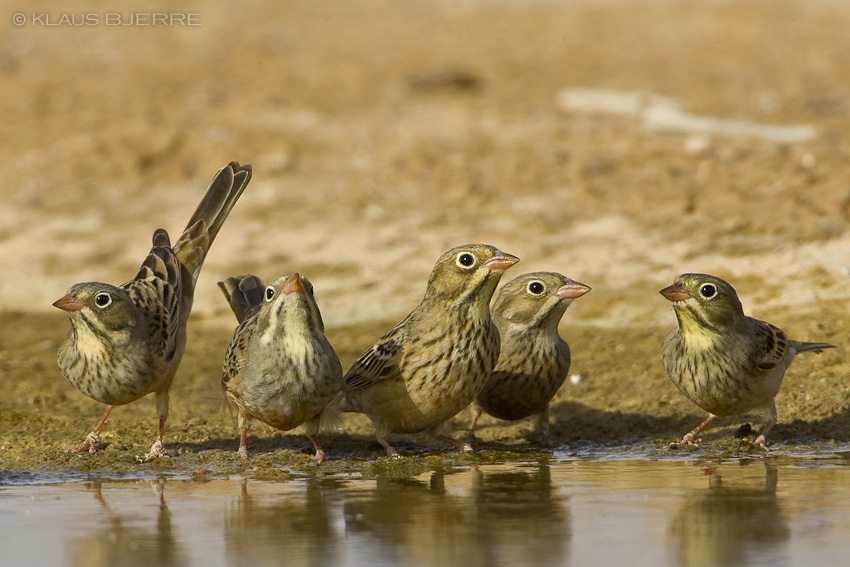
[467,272,591,447]
[218,273,343,463]
[53,161,252,462]
[660,273,836,449]
[335,244,519,456]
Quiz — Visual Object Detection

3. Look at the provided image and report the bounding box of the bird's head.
[494,271,590,332]
[425,244,519,307]
[660,273,744,334]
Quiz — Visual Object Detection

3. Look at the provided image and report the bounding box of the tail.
[303,404,345,437]
[319,403,344,432]
[218,274,265,324]
[173,161,252,285]
[792,340,838,355]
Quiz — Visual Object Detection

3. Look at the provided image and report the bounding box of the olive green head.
[494,271,590,331]
[660,273,745,333]
[424,244,519,306]
[53,282,143,333]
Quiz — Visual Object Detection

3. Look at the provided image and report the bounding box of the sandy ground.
[1,0,850,477]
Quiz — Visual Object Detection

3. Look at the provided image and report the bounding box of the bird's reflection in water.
[67,478,184,567]
[344,458,571,566]
[224,474,341,567]
[668,461,789,567]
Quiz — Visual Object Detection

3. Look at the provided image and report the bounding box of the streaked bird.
[219,273,343,463]
[53,162,252,461]
[660,273,836,449]
[335,244,519,456]
[468,272,590,447]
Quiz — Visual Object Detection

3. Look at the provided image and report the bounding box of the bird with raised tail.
[335,244,520,456]
[660,273,836,449]
[218,273,343,463]
[53,162,252,462]
[468,272,591,447]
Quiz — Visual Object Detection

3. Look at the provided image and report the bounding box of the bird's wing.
[343,316,410,390]
[123,229,182,362]
[750,320,790,371]
[221,314,256,393]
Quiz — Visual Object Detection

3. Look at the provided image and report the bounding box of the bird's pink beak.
[660,282,691,302]
[482,251,520,271]
[556,280,591,299]
[282,273,306,295]
[53,293,84,312]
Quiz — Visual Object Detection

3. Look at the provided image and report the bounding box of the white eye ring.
[264,286,275,302]
[95,292,112,308]
[526,280,545,296]
[700,284,717,299]
[456,252,476,269]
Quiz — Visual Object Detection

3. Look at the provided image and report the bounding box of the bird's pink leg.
[237,427,249,459]
[434,432,473,453]
[307,434,326,464]
[137,415,167,463]
[674,414,716,447]
[72,405,114,453]
[751,420,774,450]
[466,409,483,445]
[377,436,399,457]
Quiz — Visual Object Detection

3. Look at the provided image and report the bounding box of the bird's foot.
[539,432,555,449]
[378,437,399,457]
[434,433,474,454]
[311,449,327,464]
[669,432,699,449]
[745,435,769,451]
[136,440,167,463]
[237,446,250,460]
[70,431,109,453]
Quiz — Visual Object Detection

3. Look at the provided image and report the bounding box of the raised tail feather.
[218,275,265,324]
[173,161,252,284]
[792,341,838,354]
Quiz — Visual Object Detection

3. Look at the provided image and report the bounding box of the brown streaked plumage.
[53,162,252,461]
[660,273,836,449]
[468,272,590,447]
[334,244,519,456]
[219,273,343,463]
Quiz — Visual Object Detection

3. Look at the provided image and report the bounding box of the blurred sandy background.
[2,0,849,329]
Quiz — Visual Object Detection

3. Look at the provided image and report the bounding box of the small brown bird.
[335,244,519,456]
[219,273,343,463]
[53,162,252,461]
[467,272,591,447]
[660,273,836,449]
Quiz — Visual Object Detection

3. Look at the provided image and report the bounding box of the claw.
[669,433,699,450]
[70,431,109,453]
[749,435,770,451]
[136,440,167,463]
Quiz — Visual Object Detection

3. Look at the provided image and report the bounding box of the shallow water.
[3,452,850,567]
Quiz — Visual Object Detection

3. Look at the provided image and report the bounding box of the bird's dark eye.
[95,293,112,308]
[527,281,545,296]
[456,252,476,268]
[265,286,275,302]
[700,284,717,299]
